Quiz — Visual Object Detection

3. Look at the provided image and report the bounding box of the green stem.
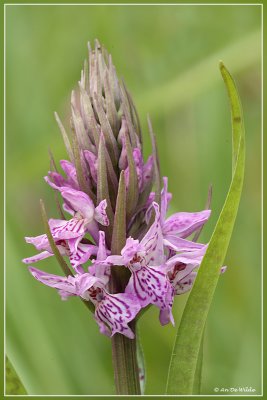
[110,172,141,395]
[111,321,141,395]
[110,269,140,395]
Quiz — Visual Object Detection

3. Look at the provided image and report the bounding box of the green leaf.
[191,184,212,394]
[166,63,245,395]
[136,326,146,395]
[5,357,27,395]
[192,331,204,394]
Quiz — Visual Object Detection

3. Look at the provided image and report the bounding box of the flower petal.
[60,187,95,220]
[29,267,99,301]
[127,148,144,190]
[118,118,128,169]
[29,267,77,294]
[159,306,175,326]
[84,150,98,184]
[221,266,227,274]
[90,231,111,280]
[49,217,87,239]
[141,202,165,265]
[25,234,49,251]
[95,291,141,339]
[69,242,98,272]
[125,265,173,313]
[94,199,109,226]
[73,273,101,299]
[121,237,143,264]
[168,262,197,288]
[163,210,211,238]
[160,177,172,223]
[97,231,108,260]
[174,271,197,295]
[93,254,125,268]
[163,235,205,252]
[45,173,66,190]
[142,155,154,192]
[22,251,53,264]
[60,160,78,189]
[165,246,207,272]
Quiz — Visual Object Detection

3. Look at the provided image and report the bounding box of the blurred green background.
[6,5,262,395]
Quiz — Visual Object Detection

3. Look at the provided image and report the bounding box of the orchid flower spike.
[23,40,226,339]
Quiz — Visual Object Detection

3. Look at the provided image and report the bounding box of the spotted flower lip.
[23,236,98,273]
[164,247,207,294]
[94,290,141,339]
[92,200,212,327]
[165,246,226,295]
[93,202,165,268]
[93,203,174,323]
[28,267,100,300]
[28,266,141,339]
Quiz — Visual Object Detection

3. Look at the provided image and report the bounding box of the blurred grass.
[6,5,262,395]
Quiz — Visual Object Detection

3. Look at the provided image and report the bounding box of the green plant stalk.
[166,62,245,395]
[110,172,141,395]
[111,322,141,395]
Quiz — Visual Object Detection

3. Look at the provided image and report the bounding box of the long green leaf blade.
[166,63,245,395]
[192,332,204,394]
[5,357,27,395]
